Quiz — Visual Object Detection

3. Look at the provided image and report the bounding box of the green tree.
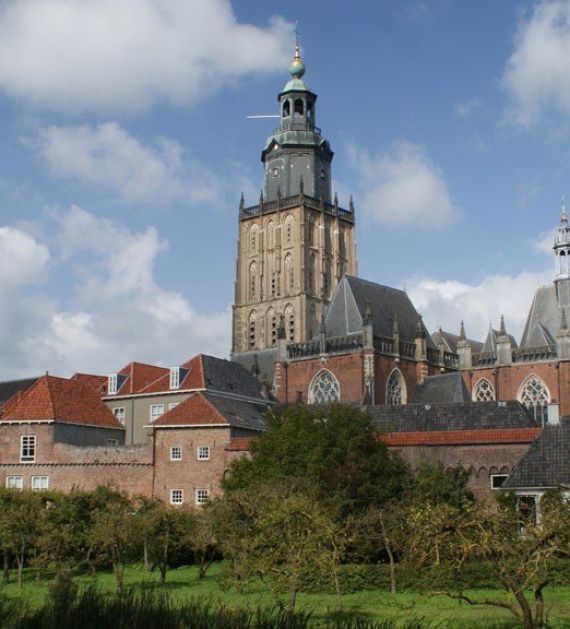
[86,487,135,594]
[407,492,570,629]
[224,404,409,514]
[410,460,475,508]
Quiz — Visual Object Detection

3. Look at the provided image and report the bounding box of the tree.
[191,504,220,579]
[86,487,136,594]
[216,481,343,624]
[409,460,475,508]
[0,490,45,588]
[406,492,570,629]
[223,404,409,515]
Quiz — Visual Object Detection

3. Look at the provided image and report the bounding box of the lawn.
[3,563,570,627]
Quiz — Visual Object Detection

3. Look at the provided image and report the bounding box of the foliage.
[223,404,409,515]
[408,461,475,508]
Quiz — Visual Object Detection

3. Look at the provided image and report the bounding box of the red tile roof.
[381,427,541,447]
[1,375,124,429]
[153,392,226,427]
[71,373,107,392]
[138,355,204,394]
[115,362,169,395]
[225,436,255,451]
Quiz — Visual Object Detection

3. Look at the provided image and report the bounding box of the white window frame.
[195,488,209,505]
[170,489,183,505]
[169,367,180,390]
[31,476,49,492]
[150,404,165,422]
[5,476,23,490]
[113,407,126,424]
[20,435,36,463]
[490,474,509,490]
[197,445,210,461]
[108,373,118,395]
[170,446,182,461]
[168,402,179,411]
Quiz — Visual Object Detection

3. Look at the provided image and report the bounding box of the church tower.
[231,42,357,356]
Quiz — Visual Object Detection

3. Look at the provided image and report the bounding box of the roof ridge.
[44,376,58,420]
[346,275,406,294]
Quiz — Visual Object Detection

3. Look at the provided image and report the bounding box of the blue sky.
[1,0,569,379]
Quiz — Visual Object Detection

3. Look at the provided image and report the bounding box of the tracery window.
[267,308,277,347]
[308,369,341,405]
[285,305,295,342]
[285,216,293,244]
[284,254,294,294]
[386,369,406,405]
[473,379,496,402]
[250,225,259,252]
[249,262,257,300]
[518,376,550,424]
[248,311,256,350]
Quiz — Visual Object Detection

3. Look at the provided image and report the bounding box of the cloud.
[503,0,570,126]
[0,207,230,379]
[0,0,293,111]
[351,141,459,229]
[454,99,480,118]
[408,269,552,343]
[34,123,222,205]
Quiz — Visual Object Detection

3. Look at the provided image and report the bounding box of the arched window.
[248,262,257,301]
[285,216,293,245]
[267,308,277,348]
[285,305,295,342]
[250,224,259,252]
[282,100,290,118]
[518,375,551,424]
[294,98,304,116]
[284,254,294,294]
[308,369,341,405]
[386,369,406,405]
[248,311,256,350]
[473,379,495,402]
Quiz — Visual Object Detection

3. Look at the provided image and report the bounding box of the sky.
[1,0,570,379]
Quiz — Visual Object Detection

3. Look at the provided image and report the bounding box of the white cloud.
[0,207,230,379]
[351,141,459,229]
[408,270,552,343]
[0,226,49,287]
[34,123,223,205]
[0,0,293,111]
[503,0,570,126]
[454,99,480,118]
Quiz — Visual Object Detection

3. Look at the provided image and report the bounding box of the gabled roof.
[71,373,107,392]
[153,391,269,431]
[365,401,538,433]
[0,377,39,409]
[1,375,123,429]
[431,329,483,354]
[503,422,570,489]
[324,275,436,348]
[411,373,471,404]
[231,349,278,387]
[115,362,169,395]
[481,328,518,353]
[520,284,566,349]
[139,354,266,399]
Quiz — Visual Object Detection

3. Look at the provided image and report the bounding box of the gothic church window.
[285,216,293,244]
[248,311,256,350]
[473,379,495,402]
[285,305,295,342]
[308,369,341,405]
[386,369,406,405]
[267,308,277,347]
[267,221,274,249]
[284,254,294,294]
[518,376,550,424]
[250,225,259,252]
[249,262,257,300]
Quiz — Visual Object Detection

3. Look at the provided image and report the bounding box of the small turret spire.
[499,314,506,336]
[562,195,568,226]
[459,320,466,340]
[289,24,306,79]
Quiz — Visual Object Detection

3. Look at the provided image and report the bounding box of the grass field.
[3,563,570,627]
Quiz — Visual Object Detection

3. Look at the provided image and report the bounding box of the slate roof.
[0,377,38,407]
[324,275,436,348]
[520,284,567,349]
[153,391,269,431]
[231,349,278,388]
[482,328,518,353]
[365,401,538,433]
[411,373,471,404]
[503,422,570,489]
[432,329,483,354]
[1,375,123,429]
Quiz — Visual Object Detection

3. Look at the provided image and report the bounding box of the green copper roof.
[282,77,310,93]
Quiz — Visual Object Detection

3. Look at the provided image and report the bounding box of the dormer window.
[170,367,180,390]
[108,374,118,395]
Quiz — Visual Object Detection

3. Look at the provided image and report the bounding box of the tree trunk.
[514,590,535,629]
[159,563,167,584]
[143,541,151,571]
[3,550,10,583]
[114,563,124,595]
[534,584,545,627]
[379,510,397,594]
[285,586,297,628]
[16,557,24,589]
